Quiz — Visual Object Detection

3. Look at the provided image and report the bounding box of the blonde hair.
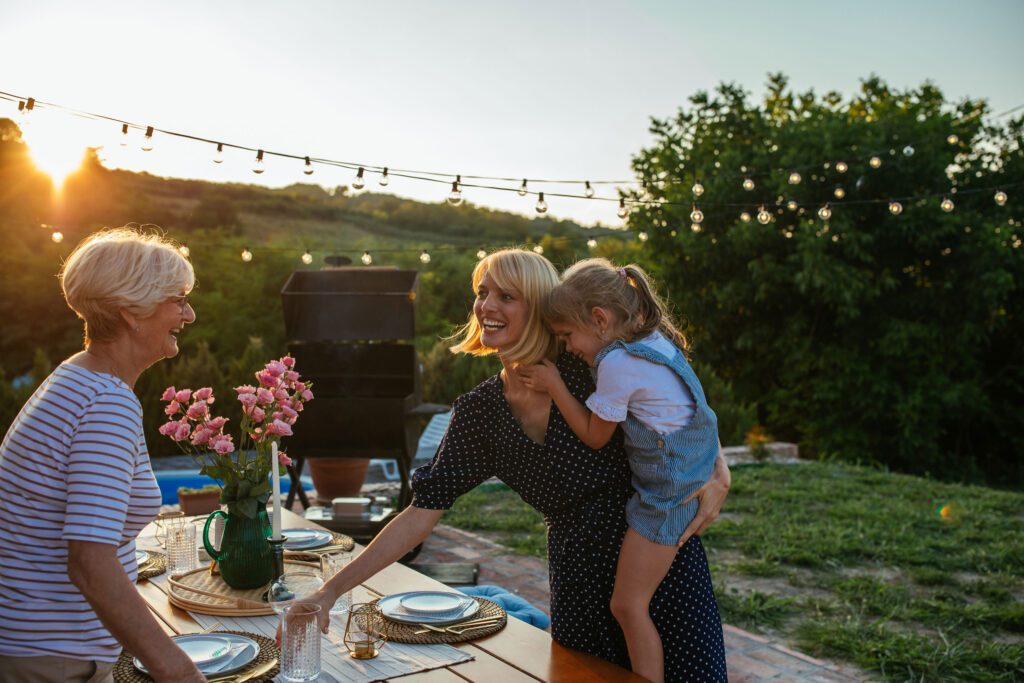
[543,257,688,352]
[450,248,561,366]
[59,227,195,345]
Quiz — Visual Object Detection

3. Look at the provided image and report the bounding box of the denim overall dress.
[593,338,719,546]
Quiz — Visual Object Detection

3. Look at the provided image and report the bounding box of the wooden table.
[136,510,642,682]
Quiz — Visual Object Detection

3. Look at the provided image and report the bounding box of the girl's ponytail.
[621,265,688,353]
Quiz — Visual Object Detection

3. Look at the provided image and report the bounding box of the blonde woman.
[0,228,205,683]
[299,248,729,680]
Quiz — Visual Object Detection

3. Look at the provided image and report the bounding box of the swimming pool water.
[153,469,313,505]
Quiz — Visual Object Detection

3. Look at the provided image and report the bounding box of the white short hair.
[59,227,195,344]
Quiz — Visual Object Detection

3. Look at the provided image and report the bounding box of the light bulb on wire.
[787,200,798,211]
[834,186,846,199]
[419,250,431,264]
[241,248,253,263]
[691,223,702,233]
[788,171,802,185]
[141,126,155,152]
[119,123,129,146]
[757,206,771,224]
[352,167,365,190]
[903,145,915,156]
[303,157,314,175]
[17,98,34,129]
[691,180,704,197]
[941,197,954,212]
[947,134,959,145]
[301,250,313,265]
[252,150,265,174]
[361,251,373,265]
[535,192,548,214]
[638,231,649,242]
[586,238,597,249]
[448,176,463,205]
[379,168,389,187]
[213,143,224,164]
[584,181,595,198]
[476,249,487,259]
[742,178,755,191]
[869,156,882,169]
[740,211,751,223]
[533,245,544,254]
[51,230,64,243]
[690,205,704,224]
[178,245,190,257]
[835,161,848,173]
[518,179,528,197]
[818,205,832,220]
[994,190,1008,206]
[617,198,628,219]
[889,201,903,215]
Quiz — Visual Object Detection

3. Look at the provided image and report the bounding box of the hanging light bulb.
[419,250,431,264]
[178,245,190,257]
[252,150,265,174]
[51,230,64,243]
[448,176,463,205]
[835,161,848,173]
[141,126,155,152]
[788,171,802,185]
[691,223,702,233]
[518,179,528,197]
[947,134,959,145]
[941,197,954,212]
[301,250,313,265]
[476,248,488,259]
[757,206,771,224]
[740,211,752,223]
[742,178,755,191]
[638,231,648,242]
[586,238,597,249]
[818,205,832,220]
[119,123,129,146]
[787,200,798,211]
[834,186,846,199]
[691,180,704,197]
[533,245,544,254]
[352,167,366,190]
[241,247,253,262]
[17,98,34,130]
[670,230,677,237]
[213,143,224,164]
[994,190,1008,206]
[303,157,314,175]
[869,156,882,169]
[889,201,903,215]
[535,192,548,214]
[617,198,628,219]
[903,145,915,156]
[361,251,373,265]
[690,205,704,224]
[584,181,595,198]
[379,167,389,186]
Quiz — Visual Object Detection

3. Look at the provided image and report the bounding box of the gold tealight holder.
[343,603,389,659]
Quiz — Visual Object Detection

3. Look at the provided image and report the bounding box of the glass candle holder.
[154,510,186,548]
[343,603,388,659]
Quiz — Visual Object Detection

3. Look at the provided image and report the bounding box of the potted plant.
[177,484,222,515]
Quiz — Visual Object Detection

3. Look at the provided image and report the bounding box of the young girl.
[518,257,719,683]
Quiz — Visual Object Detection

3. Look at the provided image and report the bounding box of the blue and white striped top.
[0,362,162,662]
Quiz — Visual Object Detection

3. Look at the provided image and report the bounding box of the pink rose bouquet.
[159,355,313,518]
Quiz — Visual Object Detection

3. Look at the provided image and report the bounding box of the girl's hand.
[676,452,731,547]
[517,359,561,394]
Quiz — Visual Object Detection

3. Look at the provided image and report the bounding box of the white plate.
[379,591,479,625]
[282,528,333,550]
[135,549,150,566]
[399,591,470,615]
[134,633,259,676]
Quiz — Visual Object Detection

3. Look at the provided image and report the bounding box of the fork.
[414,617,502,635]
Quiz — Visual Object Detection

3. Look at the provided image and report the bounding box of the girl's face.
[474,271,528,351]
[548,320,606,367]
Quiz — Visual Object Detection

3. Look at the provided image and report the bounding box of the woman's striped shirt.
[0,363,162,662]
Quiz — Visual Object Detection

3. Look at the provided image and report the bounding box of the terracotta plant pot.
[307,458,370,503]
[177,489,222,516]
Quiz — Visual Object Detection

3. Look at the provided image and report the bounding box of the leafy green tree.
[629,75,1023,484]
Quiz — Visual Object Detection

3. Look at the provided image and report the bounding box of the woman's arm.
[68,541,205,683]
[518,360,618,449]
[302,506,445,634]
[676,446,731,547]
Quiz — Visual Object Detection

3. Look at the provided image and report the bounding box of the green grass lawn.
[441,462,1024,682]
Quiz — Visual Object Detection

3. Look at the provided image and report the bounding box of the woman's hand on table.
[677,450,731,547]
[275,588,339,645]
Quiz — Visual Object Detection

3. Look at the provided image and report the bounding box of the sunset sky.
[2,0,1022,226]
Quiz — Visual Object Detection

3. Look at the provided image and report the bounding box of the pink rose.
[281,356,295,369]
[235,384,257,395]
[158,421,178,437]
[173,420,191,442]
[265,360,286,377]
[256,370,278,387]
[207,416,228,431]
[279,405,298,422]
[161,386,177,402]
[191,425,211,446]
[301,389,314,401]
[278,451,293,467]
[164,400,180,416]
[266,419,293,437]
[174,389,192,403]
[256,388,274,405]
[283,371,299,384]
[211,434,234,455]
[193,387,213,402]
[186,401,208,420]
[250,406,266,423]
[239,393,258,411]
[273,387,289,401]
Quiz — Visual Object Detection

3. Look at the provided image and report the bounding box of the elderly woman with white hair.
[0,228,206,682]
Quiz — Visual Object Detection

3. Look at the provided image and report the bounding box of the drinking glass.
[166,519,198,575]
[268,571,324,615]
[320,551,353,615]
[281,602,322,682]
[154,510,186,548]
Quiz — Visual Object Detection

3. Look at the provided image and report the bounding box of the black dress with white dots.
[411,353,728,682]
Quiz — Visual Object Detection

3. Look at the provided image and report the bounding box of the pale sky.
[2,0,1022,227]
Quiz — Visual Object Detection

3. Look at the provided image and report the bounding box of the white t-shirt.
[585,331,696,435]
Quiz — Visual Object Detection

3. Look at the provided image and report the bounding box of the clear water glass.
[281,602,322,682]
[268,571,324,615]
[320,551,353,615]
[166,522,198,575]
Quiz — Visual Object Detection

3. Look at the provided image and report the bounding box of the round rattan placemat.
[372,596,507,645]
[167,559,319,617]
[285,530,354,556]
[136,551,166,581]
[113,630,280,683]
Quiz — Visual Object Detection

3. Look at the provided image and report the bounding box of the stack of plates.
[135,549,150,567]
[281,528,333,551]
[378,591,479,625]
[133,633,259,677]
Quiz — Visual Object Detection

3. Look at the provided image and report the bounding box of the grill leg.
[286,457,310,510]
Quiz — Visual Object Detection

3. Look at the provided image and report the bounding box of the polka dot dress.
[412,353,728,682]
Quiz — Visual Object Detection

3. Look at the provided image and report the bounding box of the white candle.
[271,441,282,540]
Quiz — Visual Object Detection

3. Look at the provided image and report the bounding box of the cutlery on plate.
[414,616,502,635]
[203,644,251,675]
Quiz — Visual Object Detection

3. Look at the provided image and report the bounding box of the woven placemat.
[137,552,166,581]
[372,596,507,644]
[167,559,319,617]
[284,531,355,557]
[113,630,280,682]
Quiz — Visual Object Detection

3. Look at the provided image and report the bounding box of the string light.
[787,199,798,211]
[757,206,771,224]
[361,251,373,265]
[119,123,129,146]
[617,198,628,219]
[379,168,389,187]
[51,230,63,243]
[352,167,365,190]
[869,156,882,169]
[941,197,954,212]
[533,245,544,254]
[889,201,903,215]
[241,247,253,262]
[584,181,595,198]
[303,157,314,175]
[834,186,846,199]
[535,192,548,214]
[17,98,34,129]
[301,250,313,264]
[690,205,704,224]
[178,245,190,257]
[476,248,487,259]
[740,211,751,223]
[818,204,832,220]
[141,126,155,152]
[903,145,915,156]
[670,230,677,237]
[995,190,1008,206]
[253,149,265,174]
[835,161,848,173]
[586,238,597,249]
[742,178,755,191]
[419,250,431,263]
[518,179,528,197]
[213,143,224,164]
[448,176,463,205]
[691,223,702,233]
[947,134,960,145]
[638,231,649,242]
[788,171,802,185]
[692,180,704,197]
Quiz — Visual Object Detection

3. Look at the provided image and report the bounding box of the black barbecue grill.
[280,265,447,539]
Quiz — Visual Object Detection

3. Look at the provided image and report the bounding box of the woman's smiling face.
[473,271,528,352]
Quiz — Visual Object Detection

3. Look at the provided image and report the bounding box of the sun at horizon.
[21,116,90,189]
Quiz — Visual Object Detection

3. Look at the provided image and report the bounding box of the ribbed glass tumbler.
[281,603,322,682]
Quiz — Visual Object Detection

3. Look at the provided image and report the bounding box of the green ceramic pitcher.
[203,507,272,589]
